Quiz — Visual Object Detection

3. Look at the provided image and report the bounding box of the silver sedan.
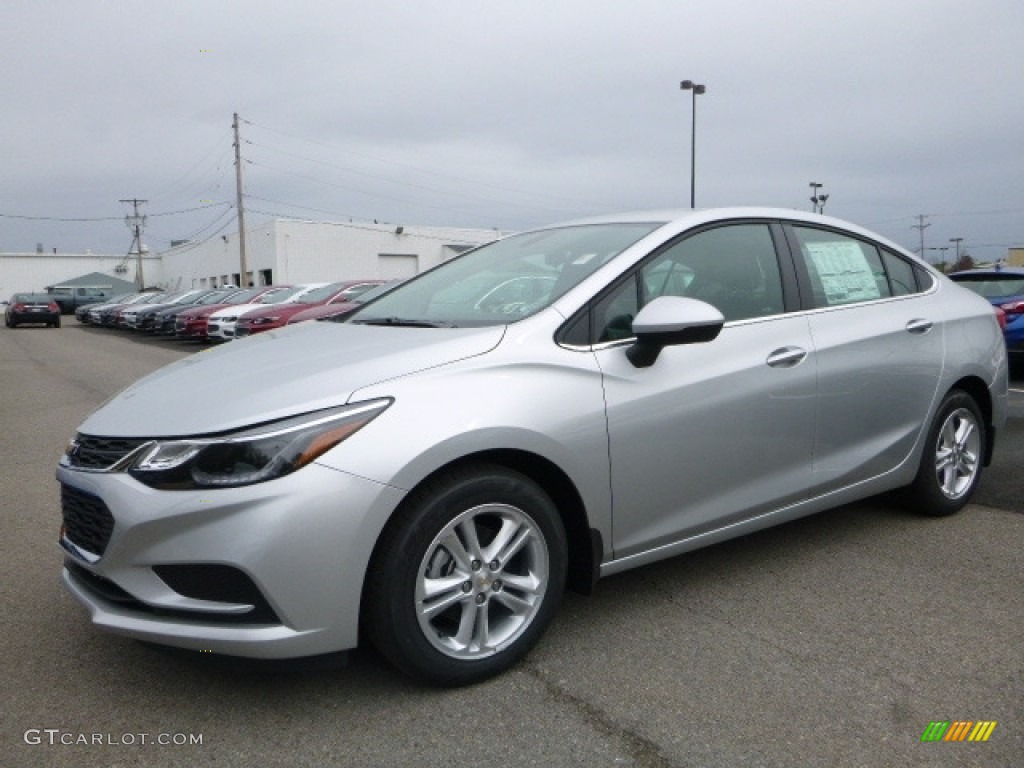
[57,208,1008,685]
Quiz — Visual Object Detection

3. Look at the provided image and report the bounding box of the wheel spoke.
[495,524,534,565]
[439,530,473,572]
[500,572,542,597]
[421,573,467,601]
[481,517,521,563]
[470,604,490,651]
[420,579,469,620]
[453,600,480,647]
[456,518,484,563]
[493,589,534,616]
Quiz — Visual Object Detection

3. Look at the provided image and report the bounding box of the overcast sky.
[2,0,1022,264]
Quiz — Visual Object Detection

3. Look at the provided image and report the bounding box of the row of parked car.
[75,279,397,341]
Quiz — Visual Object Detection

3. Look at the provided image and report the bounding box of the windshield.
[349,222,660,328]
[255,286,310,304]
[294,282,347,304]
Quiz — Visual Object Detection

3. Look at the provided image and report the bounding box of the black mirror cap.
[626,323,723,368]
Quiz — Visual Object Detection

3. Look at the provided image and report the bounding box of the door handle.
[906,318,933,334]
[766,346,807,368]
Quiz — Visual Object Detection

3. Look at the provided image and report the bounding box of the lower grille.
[61,484,115,557]
[66,560,281,625]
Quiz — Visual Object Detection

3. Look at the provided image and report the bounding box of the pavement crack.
[521,661,683,768]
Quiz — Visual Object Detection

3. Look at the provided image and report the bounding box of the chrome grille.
[67,435,149,470]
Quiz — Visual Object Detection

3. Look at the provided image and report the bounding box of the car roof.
[949,266,1024,277]
[548,207,921,263]
[12,292,52,300]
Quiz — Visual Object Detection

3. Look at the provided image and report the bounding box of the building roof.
[45,271,138,291]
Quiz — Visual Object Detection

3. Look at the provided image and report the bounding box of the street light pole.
[809,182,828,214]
[950,237,963,265]
[680,80,706,208]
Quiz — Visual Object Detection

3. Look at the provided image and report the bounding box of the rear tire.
[904,390,985,516]
[364,464,567,686]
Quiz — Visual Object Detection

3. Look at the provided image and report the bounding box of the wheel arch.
[948,375,995,466]
[365,448,600,606]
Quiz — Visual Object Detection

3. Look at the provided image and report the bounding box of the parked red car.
[174,286,288,340]
[285,280,402,326]
[235,280,383,337]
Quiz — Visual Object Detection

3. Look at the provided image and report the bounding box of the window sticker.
[805,241,881,304]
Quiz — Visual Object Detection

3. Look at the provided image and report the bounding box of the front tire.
[904,390,985,516]
[364,464,567,686]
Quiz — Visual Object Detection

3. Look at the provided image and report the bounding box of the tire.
[54,317,61,328]
[904,390,985,516]
[364,464,567,686]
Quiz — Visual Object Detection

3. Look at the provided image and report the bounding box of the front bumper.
[206,321,236,340]
[57,460,404,658]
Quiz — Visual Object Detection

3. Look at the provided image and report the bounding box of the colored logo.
[921,721,997,742]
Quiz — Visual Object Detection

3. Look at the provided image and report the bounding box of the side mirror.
[626,296,724,368]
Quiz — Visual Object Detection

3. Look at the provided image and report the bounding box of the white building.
[0,218,504,295]
[159,218,502,290]
[0,251,162,296]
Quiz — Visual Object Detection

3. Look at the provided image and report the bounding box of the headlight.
[127,399,391,489]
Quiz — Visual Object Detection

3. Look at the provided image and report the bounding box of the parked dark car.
[5,293,61,328]
[76,293,137,324]
[96,293,167,328]
[86,294,152,326]
[129,290,217,333]
[152,289,243,336]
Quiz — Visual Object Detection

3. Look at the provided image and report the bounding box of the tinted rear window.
[951,274,1024,299]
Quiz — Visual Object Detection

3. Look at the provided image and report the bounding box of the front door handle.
[766,346,807,368]
[906,318,933,334]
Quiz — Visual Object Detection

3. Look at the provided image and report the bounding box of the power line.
[240,115,608,209]
[0,202,230,223]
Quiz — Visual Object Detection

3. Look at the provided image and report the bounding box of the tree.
[950,252,975,272]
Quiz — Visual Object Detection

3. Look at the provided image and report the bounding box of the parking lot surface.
[2,322,1021,767]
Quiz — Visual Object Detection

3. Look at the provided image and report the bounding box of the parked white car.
[205,284,327,341]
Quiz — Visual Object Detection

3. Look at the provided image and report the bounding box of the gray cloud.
[2,0,1021,261]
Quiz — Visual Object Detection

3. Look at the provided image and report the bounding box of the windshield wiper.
[353,317,456,328]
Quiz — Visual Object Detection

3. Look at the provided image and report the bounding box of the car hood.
[79,322,505,437]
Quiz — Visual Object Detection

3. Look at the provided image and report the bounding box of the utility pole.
[911,214,930,262]
[120,198,147,288]
[233,112,250,287]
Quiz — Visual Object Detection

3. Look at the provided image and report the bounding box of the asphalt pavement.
[1,321,1021,767]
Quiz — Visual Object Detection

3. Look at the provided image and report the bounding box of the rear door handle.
[766,346,807,368]
[906,318,933,334]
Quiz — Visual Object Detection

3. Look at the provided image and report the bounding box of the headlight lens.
[127,399,391,489]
